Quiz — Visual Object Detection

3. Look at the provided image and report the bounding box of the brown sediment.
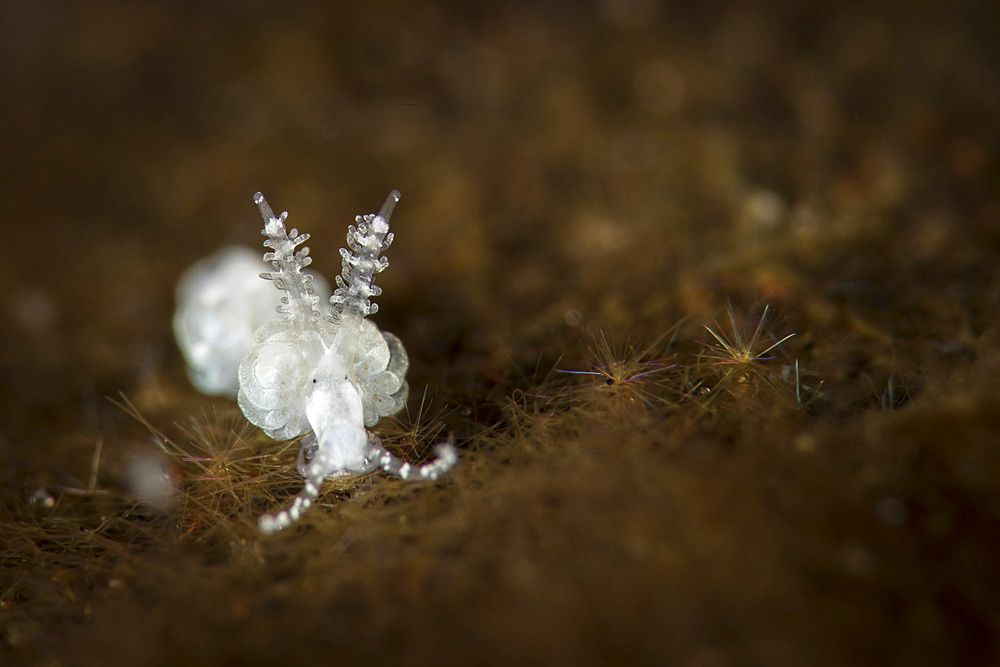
[2,2,999,665]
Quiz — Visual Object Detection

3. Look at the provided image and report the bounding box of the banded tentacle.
[376,441,458,481]
[258,449,332,534]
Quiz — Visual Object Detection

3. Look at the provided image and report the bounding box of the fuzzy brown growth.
[3,3,1000,666]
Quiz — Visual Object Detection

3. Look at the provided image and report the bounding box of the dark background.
[2,1,1000,664]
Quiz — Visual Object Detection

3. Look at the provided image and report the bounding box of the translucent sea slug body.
[178,190,457,533]
[237,316,408,440]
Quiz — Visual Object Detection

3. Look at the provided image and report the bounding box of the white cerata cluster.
[174,190,457,533]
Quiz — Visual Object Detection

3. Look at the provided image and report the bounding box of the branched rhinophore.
[256,193,325,324]
[176,190,457,533]
[330,192,397,319]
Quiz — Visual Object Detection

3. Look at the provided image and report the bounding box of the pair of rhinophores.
[174,190,457,533]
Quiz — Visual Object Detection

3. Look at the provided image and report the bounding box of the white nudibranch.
[174,246,331,396]
[175,190,457,533]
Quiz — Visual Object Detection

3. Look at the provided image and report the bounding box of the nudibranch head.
[237,317,409,440]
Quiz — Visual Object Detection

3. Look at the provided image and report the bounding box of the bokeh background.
[2,1,1000,664]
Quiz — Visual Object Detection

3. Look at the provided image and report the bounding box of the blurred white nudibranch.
[174,190,457,533]
[174,246,330,396]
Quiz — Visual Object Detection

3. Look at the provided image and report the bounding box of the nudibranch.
[176,190,457,533]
